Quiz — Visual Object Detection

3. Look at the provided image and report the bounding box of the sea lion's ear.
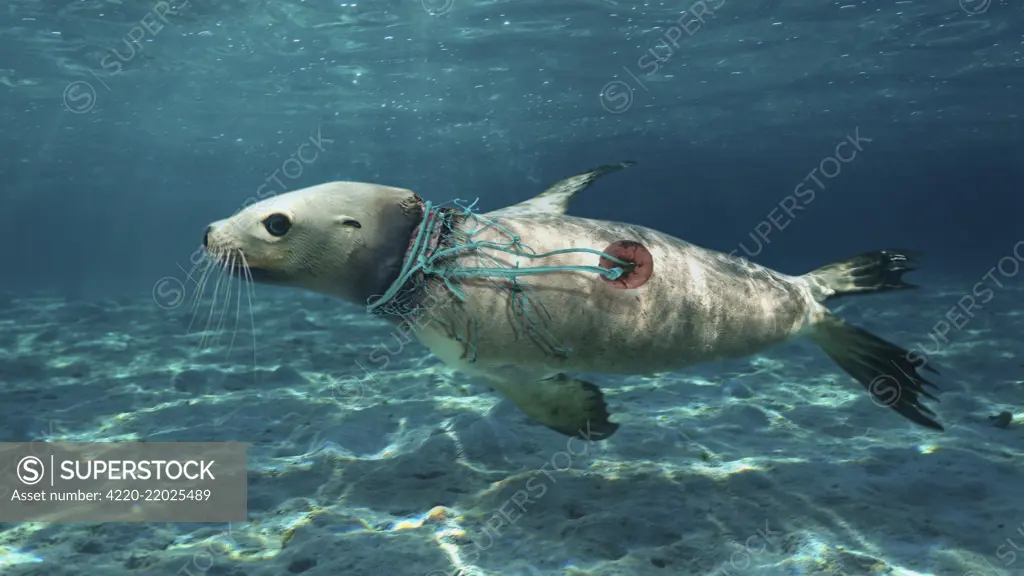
[333,215,362,228]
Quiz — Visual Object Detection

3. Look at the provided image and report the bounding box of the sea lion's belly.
[415,213,813,376]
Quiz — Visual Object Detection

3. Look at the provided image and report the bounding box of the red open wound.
[598,240,653,289]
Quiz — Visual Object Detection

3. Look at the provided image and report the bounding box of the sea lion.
[202,163,943,440]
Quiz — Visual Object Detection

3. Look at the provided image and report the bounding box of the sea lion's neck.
[364,203,465,320]
[342,196,426,309]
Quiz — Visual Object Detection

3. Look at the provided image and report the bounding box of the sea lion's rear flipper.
[809,314,943,431]
[483,372,620,440]
[801,249,921,302]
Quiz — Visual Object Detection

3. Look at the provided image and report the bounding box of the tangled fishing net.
[366,199,638,361]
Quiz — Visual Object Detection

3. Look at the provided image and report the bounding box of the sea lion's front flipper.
[483,372,620,440]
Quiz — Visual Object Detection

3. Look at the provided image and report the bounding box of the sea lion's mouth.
[203,248,277,283]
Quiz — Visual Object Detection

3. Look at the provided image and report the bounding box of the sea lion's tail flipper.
[801,249,921,303]
[483,372,620,440]
[809,314,943,431]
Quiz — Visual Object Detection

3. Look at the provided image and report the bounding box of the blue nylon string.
[366,199,637,359]
[367,199,632,315]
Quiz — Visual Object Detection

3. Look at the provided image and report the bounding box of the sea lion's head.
[203,181,424,304]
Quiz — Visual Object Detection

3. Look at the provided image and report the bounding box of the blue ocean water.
[1,1,1023,575]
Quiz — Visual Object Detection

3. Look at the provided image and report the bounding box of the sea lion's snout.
[202,221,218,251]
[201,220,236,255]
[202,219,254,267]
[201,217,284,285]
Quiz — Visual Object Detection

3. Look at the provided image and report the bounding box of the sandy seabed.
[0,275,1022,576]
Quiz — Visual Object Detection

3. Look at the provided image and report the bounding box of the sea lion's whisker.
[181,249,211,293]
[225,251,244,360]
[238,251,258,378]
[213,251,236,346]
[198,251,229,350]
[202,249,232,349]
[187,255,216,337]
[190,250,216,314]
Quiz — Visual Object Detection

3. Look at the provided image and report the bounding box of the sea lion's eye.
[262,213,292,237]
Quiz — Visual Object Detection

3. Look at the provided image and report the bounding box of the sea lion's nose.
[203,225,213,248]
